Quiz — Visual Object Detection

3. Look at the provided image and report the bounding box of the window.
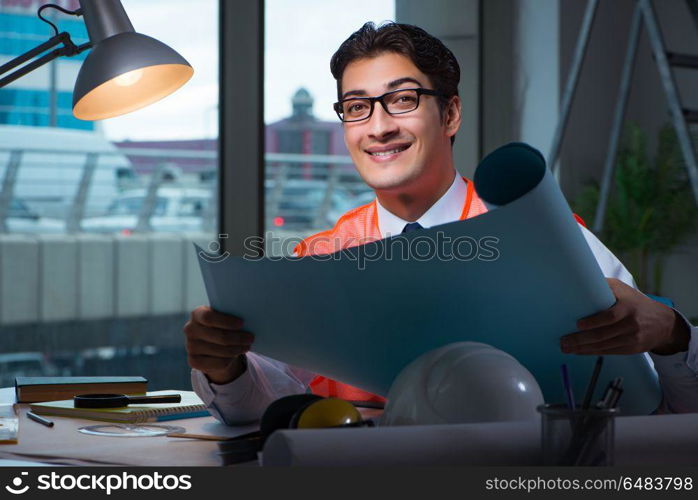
[0,0,219,389]
[264,0,394,254]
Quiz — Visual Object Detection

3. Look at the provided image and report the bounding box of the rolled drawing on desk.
[265,409,698,467]
[198,143,660,415]
[167,432,242,441]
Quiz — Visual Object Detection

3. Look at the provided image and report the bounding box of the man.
[185,22,698,424]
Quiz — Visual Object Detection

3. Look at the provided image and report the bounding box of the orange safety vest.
[295,179,587,402]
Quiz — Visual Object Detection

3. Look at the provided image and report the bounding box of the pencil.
[560,364,576,410]
[27,411,54,428]
[581,356,604,410]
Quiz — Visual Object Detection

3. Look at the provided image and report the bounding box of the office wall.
[481,0,517,155]
[557,0,698,317]
[558,0,698,196]
[479,0,698,316]
[396,0,480,177]
[558,0,635,197]
[516,0,560,156]
[481,0,560,159]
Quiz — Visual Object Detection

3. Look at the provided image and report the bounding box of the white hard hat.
[382,342,544,426]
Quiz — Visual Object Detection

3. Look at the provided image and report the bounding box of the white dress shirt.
[193,173,698,423]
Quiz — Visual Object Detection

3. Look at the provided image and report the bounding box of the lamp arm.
[0,32,91,89]
[38,4,83,37]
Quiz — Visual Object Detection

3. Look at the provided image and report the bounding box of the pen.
[596,377,623,409]
[560,364,576,410]
[607,377,624,409]
[581,356,604,410]
[595,379,613,409]
[565,357,604,464]
[574,377,623,466]
[27,411,54,428]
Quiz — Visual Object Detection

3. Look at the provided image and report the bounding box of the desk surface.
[3,388,698,466]
[0,387,256,466]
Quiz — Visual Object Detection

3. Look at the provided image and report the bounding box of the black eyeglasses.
[333,88,445,122]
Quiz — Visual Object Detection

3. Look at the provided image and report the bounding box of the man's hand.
[183,306,254,385]
[560,278,690,356]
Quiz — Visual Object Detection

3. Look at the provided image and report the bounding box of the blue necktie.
[402,222,423,233]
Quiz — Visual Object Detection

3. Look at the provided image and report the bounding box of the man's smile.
[364,142,412,161]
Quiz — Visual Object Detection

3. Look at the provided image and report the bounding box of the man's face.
[340,52,460,194]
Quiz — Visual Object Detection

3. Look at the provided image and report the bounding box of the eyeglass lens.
[341,89,419,121]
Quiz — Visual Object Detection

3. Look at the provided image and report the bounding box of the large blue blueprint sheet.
[198,146,661,415]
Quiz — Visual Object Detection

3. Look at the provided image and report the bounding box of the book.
[29,390,210,423]
[15,376,148,403]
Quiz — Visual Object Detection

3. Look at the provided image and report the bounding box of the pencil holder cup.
[537,403,617,466]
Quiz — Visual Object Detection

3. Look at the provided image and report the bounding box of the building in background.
[265,88,346,157]
[265,88,347,180]
[114,137,217,185]
[0,0,92,130]
[117,87,347,181]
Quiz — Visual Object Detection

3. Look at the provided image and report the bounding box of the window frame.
[219,0,265,256]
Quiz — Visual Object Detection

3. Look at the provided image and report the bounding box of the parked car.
[4,199,65,234]
[265,179,356,230]
[0,352,57,387]
[80,187,213,234]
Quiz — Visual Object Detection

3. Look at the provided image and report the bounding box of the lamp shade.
[72,31,193,121]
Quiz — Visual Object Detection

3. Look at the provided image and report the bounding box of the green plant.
[573,122,698,294]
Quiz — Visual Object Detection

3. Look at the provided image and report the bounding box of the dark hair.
[331,22,460,144]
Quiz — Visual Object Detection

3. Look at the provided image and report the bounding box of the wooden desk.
[0,388,256,466]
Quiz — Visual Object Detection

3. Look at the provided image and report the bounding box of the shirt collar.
[375,173,467,237]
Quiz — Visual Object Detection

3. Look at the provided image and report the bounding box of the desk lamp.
[0,0,193,120]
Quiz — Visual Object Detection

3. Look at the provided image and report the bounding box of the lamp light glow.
[114,68,143,87]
